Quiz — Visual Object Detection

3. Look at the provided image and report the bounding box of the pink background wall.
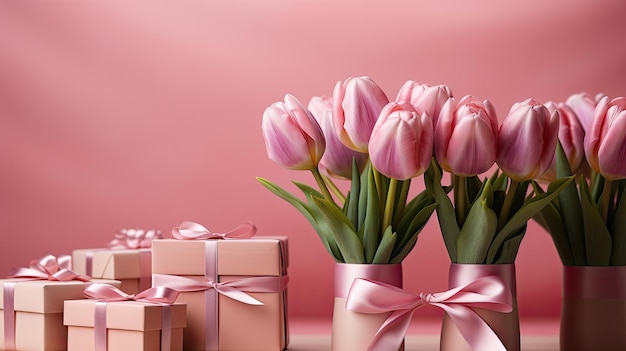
[1,1,625,321]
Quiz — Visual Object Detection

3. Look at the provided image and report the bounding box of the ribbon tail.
[368,309,414,351]
[216,285,263,305]
[435,303,507,351]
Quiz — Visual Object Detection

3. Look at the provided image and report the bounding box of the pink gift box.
[0,278,120,351]
[63,299,186,351]
[152,237,289,351]
[72,249,152,294]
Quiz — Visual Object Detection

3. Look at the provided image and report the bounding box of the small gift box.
[64,284,186,351]
[151,221,289,351]
[0,255,120,351]
[73,229,162,294]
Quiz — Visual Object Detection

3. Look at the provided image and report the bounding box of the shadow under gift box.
[72,249,152,295]
[63,299,186,351]
[151,237,289,351]
[0,279,120,351]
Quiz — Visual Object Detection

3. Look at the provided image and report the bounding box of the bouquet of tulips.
[533,93,626,266]
[424,96,572,264]
[258,77,444,264]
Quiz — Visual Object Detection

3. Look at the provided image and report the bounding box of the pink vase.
[560,265,626,351]
[331,263,404,351]
[440,263,520,351]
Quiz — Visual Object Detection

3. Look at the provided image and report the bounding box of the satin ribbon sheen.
[108,228,163,250]
[3,255,88,350]
[345,276,513,351]
[84,283,179,351]
[171,221,256,240]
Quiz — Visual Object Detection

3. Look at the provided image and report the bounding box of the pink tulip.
[262,94,325,170]
[435,95,498,176]
[308,96,368,179]
[584,96,626,180]
[565,92,605,133]
[332,76,389,152]
[368,102,433,180]
[396,80,453,128]
[497,98,560,181]
[538,101,585,181]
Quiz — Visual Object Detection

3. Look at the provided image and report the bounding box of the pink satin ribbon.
[153,273,289,350]
[108,228,162,249]
[84,283,179,351]
[3,255,88,350]
[345,276,513,351]
[171,221,256,240]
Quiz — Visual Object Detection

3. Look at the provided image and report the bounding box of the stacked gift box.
[0,222,290,351]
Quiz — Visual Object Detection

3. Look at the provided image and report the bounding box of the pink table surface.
[288,318,560,351]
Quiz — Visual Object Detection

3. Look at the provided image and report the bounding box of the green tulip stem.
[454,175,467,228]
[393,180,410,226]
[497,179,521,231]
[311,167,337,206]
[372,166,384,204]
[323,174,346,204]
[383,178,399,234]
[600,179,613,223]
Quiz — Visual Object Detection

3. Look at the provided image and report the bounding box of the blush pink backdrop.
[1,0,625,323]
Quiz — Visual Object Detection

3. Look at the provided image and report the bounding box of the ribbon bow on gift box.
[83,283,180,351]
[3,255,88,351]
[171,221,257,240]
[108,228,163,250]
[345,276,513,351]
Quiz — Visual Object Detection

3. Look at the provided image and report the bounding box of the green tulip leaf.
[425,161,459,261]
[579,177,612,265]
[347,159,361,229]
[372,226,397,264]
[311,195,365,263]
[494,227,526,264]
[358,163,370,230]
[611,182,626,265]
[457,182,498,264]
[392,201,438,260]
[257,177,343,261]
[363,166,381,263]
[486,176,573,263]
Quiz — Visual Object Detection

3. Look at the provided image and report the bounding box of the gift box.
[72,228,161,295]
[63,293,186,351]
[151,222,289,351]
[72,248,152,294]
[0,278,120,351]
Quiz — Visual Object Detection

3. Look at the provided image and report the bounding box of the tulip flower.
[396,80,453,128]
[497,98,560,182]
[308,96,368,179]
[565,92,605,133]
[435,95,498,176]
[333,76,389,152]
[368,102,433,180]
[538,101,585,182]
[261,94,326,171]
[584,96,626,180]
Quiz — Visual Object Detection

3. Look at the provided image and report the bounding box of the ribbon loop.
[171,221,256,240]
[84,283,179,305]
[8,255,88,282]
[346,276,513,351]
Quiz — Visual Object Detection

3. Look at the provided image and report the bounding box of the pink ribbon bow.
[171,221,256,240]
[3,255,88,350]
[84,283,179,351]
[345,276,513,351]
[108,228,163,249]
[8,254,87,282]
[152,273,288,305]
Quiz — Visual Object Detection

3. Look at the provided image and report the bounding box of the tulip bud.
[262,94,326,170]
[396,80,453,128]
[537,101,585,182]
[497,98,560,181]
[308,96,368,179]
[565,92,606,133]
[332,76,389,152]
[584,96,626,180]
[368,102,433,180]
[435,95,498,176]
